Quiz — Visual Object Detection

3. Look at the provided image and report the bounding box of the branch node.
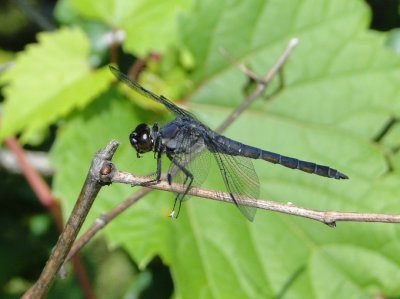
[289,37,299,48]
[99,162,116,185]
[96,214,108,226]
[326,222,336,228]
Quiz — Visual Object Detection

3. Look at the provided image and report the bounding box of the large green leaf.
[0,27,113,142]
[69,0,192,56]
[50,0,400,298]
[182,0,400,138]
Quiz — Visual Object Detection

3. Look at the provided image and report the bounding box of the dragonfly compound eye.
[130,123,153,154]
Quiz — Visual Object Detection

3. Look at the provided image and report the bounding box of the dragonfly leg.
[138,151,162,186]
[174,198,183,219]
[168,159,194,219]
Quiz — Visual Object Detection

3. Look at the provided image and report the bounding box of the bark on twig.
[111,170,400,226]
[5,138,95,298]
[25,141,119,299]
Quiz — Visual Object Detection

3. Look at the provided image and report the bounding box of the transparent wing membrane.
[211,148,260,221]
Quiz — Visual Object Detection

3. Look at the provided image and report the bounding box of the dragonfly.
[110,65,348,221]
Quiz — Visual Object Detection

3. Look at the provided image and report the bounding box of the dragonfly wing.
[167,128,211,201]
[209,147,260,221]
[110,65,199,121]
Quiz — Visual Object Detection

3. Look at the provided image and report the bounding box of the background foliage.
[1,0,400,298]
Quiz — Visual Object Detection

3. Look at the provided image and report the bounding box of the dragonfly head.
[129,123,154,158]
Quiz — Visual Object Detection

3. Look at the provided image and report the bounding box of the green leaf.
[0,28,113,142]
[310,245,400,298]
[69,0,140,24]
[69,0,192,56]
[50,1,400,299]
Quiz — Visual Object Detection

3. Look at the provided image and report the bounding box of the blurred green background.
[1,0,400,298]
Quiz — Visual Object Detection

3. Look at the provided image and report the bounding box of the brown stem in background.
[4,138,57,216]
[65,188,152,264]
[217,37,298,133]
[128,52,161,79]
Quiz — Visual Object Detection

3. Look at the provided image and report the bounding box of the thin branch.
[111,170,400,226]
[372,116,399,143]
[5,137,95,299]
[219,48,263,82]
[217,37,298,132]
[64,188,151,264]
[5,135,96,299]
[24,141,119,299]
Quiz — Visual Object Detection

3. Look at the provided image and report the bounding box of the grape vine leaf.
[69,0,192,56]
[0,27,113,142]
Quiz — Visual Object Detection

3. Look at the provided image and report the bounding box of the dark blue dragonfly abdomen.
[210,134,348,180]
